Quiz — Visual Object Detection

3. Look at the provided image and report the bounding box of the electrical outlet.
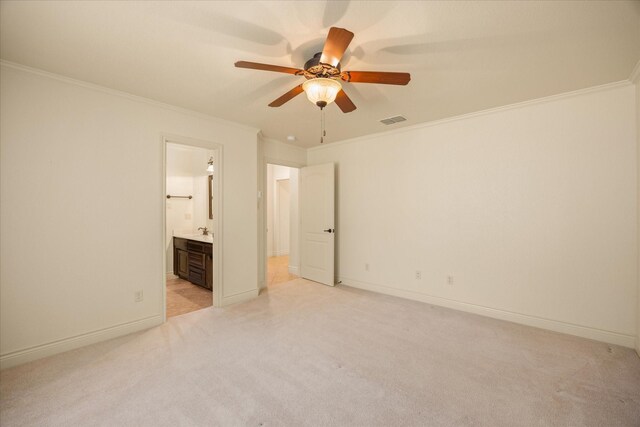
[415,271,422,280]
[134,290,143,302]
[447,276,454,285]
[365,263,370,271]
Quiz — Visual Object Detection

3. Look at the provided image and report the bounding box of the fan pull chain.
[320,108,326,144]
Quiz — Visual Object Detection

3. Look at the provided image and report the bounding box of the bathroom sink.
[173,233,213,243]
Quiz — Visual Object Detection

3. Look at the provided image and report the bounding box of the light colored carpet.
[1,278,639,426]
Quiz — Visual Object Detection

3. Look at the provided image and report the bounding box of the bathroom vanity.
[173,235,213,290]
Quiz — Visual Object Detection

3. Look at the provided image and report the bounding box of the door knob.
[323,228,334,233]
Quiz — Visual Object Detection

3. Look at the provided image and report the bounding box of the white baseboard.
[267,253,289,258]
[222,289,259,306]
[288,265,299,275]
[0,315,163,370]
[269,250,289,257]
[340,277,636,348]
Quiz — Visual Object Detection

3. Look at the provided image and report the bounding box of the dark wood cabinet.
[176,249,189,279]
[173,237,212,290]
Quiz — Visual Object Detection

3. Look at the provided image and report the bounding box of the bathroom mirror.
[208,175,213,220]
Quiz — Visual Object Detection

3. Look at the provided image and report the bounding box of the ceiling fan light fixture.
[235,27,410,116]
[302,78,342,109]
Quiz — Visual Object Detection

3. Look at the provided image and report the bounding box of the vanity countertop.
[173,233,213,244]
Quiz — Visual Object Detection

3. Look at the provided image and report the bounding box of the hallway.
[267,255,298,287]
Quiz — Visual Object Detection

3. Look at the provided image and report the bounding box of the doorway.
[266,163,300,287]
[163,136,221,319]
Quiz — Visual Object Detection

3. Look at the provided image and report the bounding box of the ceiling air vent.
[380,115,407,125]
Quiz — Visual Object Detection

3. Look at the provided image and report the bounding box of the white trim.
[308,80,632,153]
[629,58,640,83]
[221,289,259,306]
[259,133,307,159]
[162,135,224,309]
[264,157,305,170]
[267,251,289,257]
[273,178,291,258]
[0,315,163,370]
[288,265,300,276]
[261,158,304,291]
[340,277,636,348]
[161,137,167,323]
[4,60,632,151]
[0,60,258,135]
[629,56,640,356]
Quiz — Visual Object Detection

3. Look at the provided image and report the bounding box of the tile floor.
[166,275,212,319]
[166,255,297,319]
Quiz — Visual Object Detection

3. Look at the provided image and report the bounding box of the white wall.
[288,167,300,276]
[267,164,291,256]
[258,137,306,288]
[276,179,291,255]
[266,164,274,257]
[190,149,214,235]
[308,82,638,347]
[262,137,307,166]
[265,164,300,275]
[0,63,259,368]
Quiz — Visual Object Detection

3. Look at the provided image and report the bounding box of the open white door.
[300,163,335,286]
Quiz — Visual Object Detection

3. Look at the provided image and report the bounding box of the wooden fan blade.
[268,84,304,107]
[334,89,356,113]
[320,27,354,67]
[235,61,303,75]
[341,71,411,85]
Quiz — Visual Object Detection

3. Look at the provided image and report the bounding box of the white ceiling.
[1,1,639,148]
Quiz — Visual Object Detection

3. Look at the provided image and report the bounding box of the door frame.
[261,158,303,290]
[162,133,224,321]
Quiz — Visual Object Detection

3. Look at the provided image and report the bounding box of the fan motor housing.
[303,52,341,80]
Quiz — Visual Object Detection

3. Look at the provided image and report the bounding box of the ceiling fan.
[235,27,411,113]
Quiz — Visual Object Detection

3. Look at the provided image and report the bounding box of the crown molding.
[0,60,260,135]
[3,59,635,152]
[258,133,306,153]
[308,80,632,153]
